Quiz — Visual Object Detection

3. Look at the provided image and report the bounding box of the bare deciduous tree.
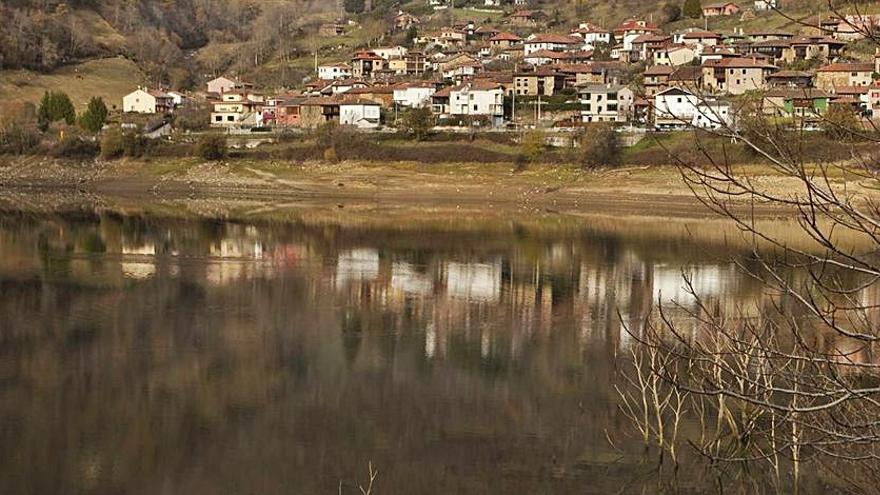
[620,2,880,493]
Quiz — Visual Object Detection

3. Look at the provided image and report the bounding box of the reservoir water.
[0,207,827,493]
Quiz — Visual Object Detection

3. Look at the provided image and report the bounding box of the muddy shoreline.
[0,156,804,220]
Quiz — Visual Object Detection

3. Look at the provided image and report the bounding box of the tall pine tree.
[37,91,76,131]
[79,97,108,133]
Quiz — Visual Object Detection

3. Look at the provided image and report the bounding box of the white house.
[692,100,733,129]
[616,19,662,51]
[371,46,409,60]
[579,84,634,122]
[442,60,481,80]
[754,0,777,11]
[653,87,701,129]
[340,100,382,129]
[165,91,186,107]
[393,83,437,108]
[523,34,584,55]
[318,63,352,80]
[572,23,612,49]
[122,88,173,114]
[448,81,505,125]
[654,88,732,130]
[677,30,723,54]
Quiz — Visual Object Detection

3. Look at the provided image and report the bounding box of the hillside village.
[108,0,880,138]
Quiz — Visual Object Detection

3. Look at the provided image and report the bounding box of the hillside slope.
[0,57,144,111]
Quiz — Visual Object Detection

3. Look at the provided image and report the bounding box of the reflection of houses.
[391,262,434,296]
[336,249,381,284]
[208,231,264,260]
[121,243,157,280]
[652,264,737,305]
[443,261,502,302]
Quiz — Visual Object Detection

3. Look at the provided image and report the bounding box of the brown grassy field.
[0,57,145,111]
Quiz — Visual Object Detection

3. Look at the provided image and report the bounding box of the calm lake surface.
[0,207,774,494]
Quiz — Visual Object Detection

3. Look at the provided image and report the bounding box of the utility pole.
[536,94,542,123]
[512,86,516,127]
[512,63,518,128]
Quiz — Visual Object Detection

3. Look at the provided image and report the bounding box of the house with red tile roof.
[702,2,740,16]
[351,50,386,79]
[489,32,523,49]
[702,57,778,94]
[816,62,875,91]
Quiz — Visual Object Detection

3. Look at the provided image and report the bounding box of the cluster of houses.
[120,3,880,133]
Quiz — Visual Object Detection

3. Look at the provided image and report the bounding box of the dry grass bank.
[0,57,143,110]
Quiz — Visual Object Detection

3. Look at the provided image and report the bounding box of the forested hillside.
[0,0,335,86]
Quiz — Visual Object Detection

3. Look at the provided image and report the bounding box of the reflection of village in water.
[3,211,880,493]
[1,213,765,356]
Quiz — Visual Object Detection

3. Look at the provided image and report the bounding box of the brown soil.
[0,156,816,219]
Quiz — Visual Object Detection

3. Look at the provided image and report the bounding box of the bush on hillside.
[100,127,125,159]
[580,123,622,168]
[398,107,434,141]
[174,102,212,132]
[521,130,546,162]
[0,102,41,155]
[824,105,862,142]
[314,121,361,156]
[101,126,148,159]
[197,134,227,160]
[52,135,99,159]
[122,131,147,157]
[683,0,702,18]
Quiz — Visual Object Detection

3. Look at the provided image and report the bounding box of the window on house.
[215,116,222,122]
[473,104,478,111]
